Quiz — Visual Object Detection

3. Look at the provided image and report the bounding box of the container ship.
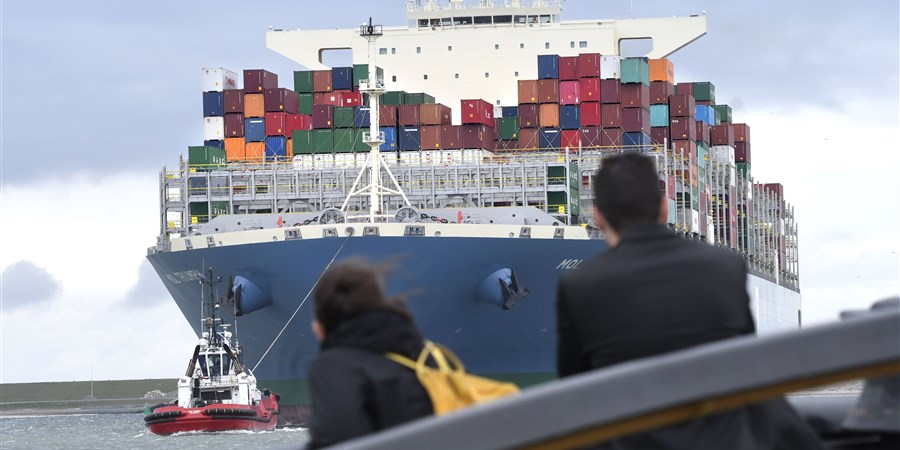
[147,0,801,413]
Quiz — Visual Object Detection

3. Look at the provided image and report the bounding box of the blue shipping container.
[650,104,669,127]
[695,105,716,125]
[623,132,652,147]
[202,91,224,117]
[560,105,581,130]
[537,54,559,80]
[380,127,398,151]
[265,136,287,159]
[245,118,266,142]
[203,140,224,149]
[353,107,371,128]
[540,128,561,149]
[502,106,519,118]
[399,127,420,151]
[332,67,354,91]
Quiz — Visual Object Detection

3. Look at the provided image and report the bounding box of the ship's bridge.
[406,0,563,28]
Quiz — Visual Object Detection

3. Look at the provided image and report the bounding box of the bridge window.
[579,41,588,48]
[474,16,491,25]
[514,15,526,24]
[453,17,472,26]
[418,19,428,28]
[494,15,512,24]
[379,48,387,55]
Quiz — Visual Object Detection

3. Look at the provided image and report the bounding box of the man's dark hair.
[592,152,661,232]
[313,257,413,334]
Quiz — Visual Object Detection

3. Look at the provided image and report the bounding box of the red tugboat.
[144,269,279,435]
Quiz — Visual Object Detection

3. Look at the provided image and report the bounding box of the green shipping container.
[333,128,367,152]
[294,71,314,94]
[692,82,715,103]
[189,201,228,223]
[713,104,732,124]
[736,162,751,178]
[382,91,407,105]
[620,57,650,86]
[650,104,669,127]
[334,107,355,128]
[298,93,313,115]
[405,92,435,104]
[188,146,226,169]
[353,64,384,88]
[676,190,700,211]
[499,117,519,140]
[569,186,580,215]
[313,129,334,153]
[352,128,369,151]
[292,130,314,154]
[697,141,709,168]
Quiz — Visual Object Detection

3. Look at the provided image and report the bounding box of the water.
[0,413,309,450]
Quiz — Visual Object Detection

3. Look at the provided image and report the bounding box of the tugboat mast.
[341,17,411,222]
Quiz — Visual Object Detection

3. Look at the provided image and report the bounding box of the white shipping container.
[710,145,736,166]
[690,209,700,234]
[493,106,504,119]
[400,150,421,166]
[202,68,239,92]
[203,117,225,141]
[706,215,715,244]
[600,56,621,79]
[313,153,334,168]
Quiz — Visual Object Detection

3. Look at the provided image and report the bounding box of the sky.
[1,0,898,384]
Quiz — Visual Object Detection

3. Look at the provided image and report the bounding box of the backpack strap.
[385,340,466,375]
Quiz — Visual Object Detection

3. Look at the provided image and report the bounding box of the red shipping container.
[224,113,244,137]
[518,104,539,128]
[600,128,623,147]
[518,128,540,150]
[496,139,518,151]
[312,105,334,129]
[421,125,442,149]
[336,90,363,107]
[314,92,343,107]
[559,56,578,81]
[668,94,696,118]
[580,102,601,126]
[622,108,650,133]
[600,79,620,104]
[601,104,622,128]
[710,124,735,146]
[420,103,452,125]
[460,124,490,149]
[735,142,751,163]
[580,126,602,148]
[461,99,494,126]
[224,89,244,113]
[669,117,697,141]
[561,129,581,150]
[650,126,669,145]
[695,120,710,144]
[559,81,580,105]
[675,82,694,97]
[264,88,300,114]
[763,183,784,199]
[672,140,697,160]
[441,125,461,149]
[243,69,277,92]
[286,114,312,133]
[379,105,398,126]
[537,80,559,104]
[649,81,675,104]
[398,104,421,126]
[313,70,332,92]
[668,175,676,199]
[265,112,289,136]
[579,78,600,102]
[732,123,751,143]
[577,53,601,78]
[620,84,650,109]
[518,80,539,104]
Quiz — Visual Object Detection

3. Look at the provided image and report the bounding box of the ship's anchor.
[500,270,530,310]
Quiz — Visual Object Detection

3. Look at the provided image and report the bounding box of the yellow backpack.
[386,340,520,415]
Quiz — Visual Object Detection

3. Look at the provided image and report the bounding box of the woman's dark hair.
[313,258,413,334]
[592,152,661,232]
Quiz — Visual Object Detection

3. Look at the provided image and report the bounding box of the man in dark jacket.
[556,152,822,449]
[306,260,433,449]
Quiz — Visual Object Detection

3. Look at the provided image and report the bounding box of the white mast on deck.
[341,18,411,223]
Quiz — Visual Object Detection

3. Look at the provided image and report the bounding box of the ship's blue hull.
[148,234,606,401]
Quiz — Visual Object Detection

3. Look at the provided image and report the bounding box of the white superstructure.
[266,1,706,122]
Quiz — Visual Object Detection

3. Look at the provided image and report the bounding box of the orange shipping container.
[419,103,452,126]
[225,137,245,161]
[537,79,559,104]
[649,59,675,83]
[245,142,265,163]
[538,104,560,128]
[518,80,538,104]
[286,138,293,156]
[244,94,265,118]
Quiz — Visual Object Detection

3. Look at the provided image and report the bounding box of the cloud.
[118,260,171,309]
[1,261,61,311]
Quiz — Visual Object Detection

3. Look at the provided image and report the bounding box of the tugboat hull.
[145,393,279,435]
